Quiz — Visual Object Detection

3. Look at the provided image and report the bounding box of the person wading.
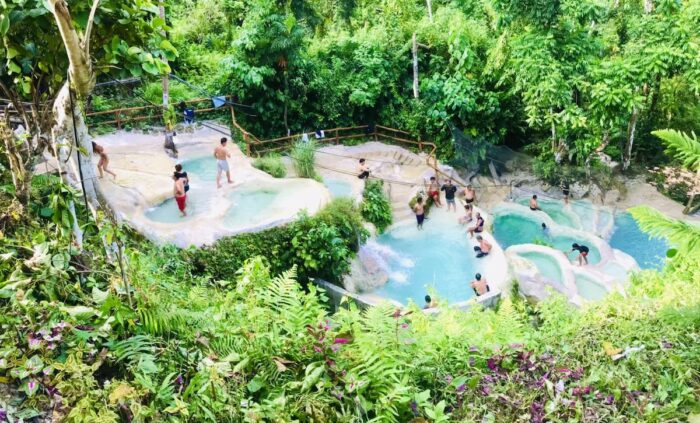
[214,137,233,188]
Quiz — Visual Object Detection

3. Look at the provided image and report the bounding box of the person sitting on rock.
[467,212,484,238]
[459,203,473,225]
[470,273,490,296]
[529,195,541,211]
[358,158,370,179]
[473,235,492,258]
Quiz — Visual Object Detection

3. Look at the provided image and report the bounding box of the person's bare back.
[174,178,185,197]
[214,138,233,188]
[214,145,230,160]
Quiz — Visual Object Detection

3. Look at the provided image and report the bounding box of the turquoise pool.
[373,212,480,305]
[493,213,601,264]
[324,178,353,198]
[609,212,668,270]
[575,273,609,301]
[516,198,579,228]
[145,189,206,223]
[222,189,280,229]
[180,156,219,182]
[517,251,563,285]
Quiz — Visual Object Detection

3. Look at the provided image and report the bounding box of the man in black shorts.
[570,243,589,265]
[561,180,570,204]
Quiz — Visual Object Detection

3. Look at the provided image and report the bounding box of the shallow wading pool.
[516,251,564,285]
[323,178,353,198]
[493,213,601,263]
[574,273,609,301]
[371,210,482,305]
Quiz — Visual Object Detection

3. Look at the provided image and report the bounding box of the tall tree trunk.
[159,1,171,149]
[644,0,653,14]
[426,0,433,21]
[412,33,419,99]
[49,0,100,248]
[623,107,638,171]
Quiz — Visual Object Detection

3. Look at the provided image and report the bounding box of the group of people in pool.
[171,137,234,217]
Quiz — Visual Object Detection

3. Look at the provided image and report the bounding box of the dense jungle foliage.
[1,181,700,421]
[162,0,700,174]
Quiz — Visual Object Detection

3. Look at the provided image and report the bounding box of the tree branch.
[48,0,95,96]
[84,0,101,56]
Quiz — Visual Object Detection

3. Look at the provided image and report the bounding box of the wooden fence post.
[244,133,250,156]
[335,128,339,144]
[116,110,121,129]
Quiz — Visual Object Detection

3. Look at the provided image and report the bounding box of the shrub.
[253,154,287,178]
[290,138,320,180]
[192,198,364,284]
[361,179,393,233]
[316,197,369,252]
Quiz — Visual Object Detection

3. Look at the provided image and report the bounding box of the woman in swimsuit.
[92,142,116,179]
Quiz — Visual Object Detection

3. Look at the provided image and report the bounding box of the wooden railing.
[86,96,235,129]
[249,125,438,168]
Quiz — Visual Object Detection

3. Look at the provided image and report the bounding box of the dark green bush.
[191,198,364,285]
[361,180,393,233]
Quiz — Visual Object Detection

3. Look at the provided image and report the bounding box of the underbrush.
[190,198,367,284]
[290,138,320,180]
[1,178,700,422]
[252,154,287,178]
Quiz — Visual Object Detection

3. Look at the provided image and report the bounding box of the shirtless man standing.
[173,174,187,217]
[214,137,233,188]
[464,184,476,205]
[426,176,442,207]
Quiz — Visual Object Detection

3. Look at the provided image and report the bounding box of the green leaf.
[40,207,53,217]
[0,14,9,35]
[7,60,20,74]
[247,374,264,393]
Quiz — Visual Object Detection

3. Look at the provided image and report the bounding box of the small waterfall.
[353,240,414,291]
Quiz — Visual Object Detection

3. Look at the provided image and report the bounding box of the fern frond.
[652,129,700,171]
[629,206,700,257]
